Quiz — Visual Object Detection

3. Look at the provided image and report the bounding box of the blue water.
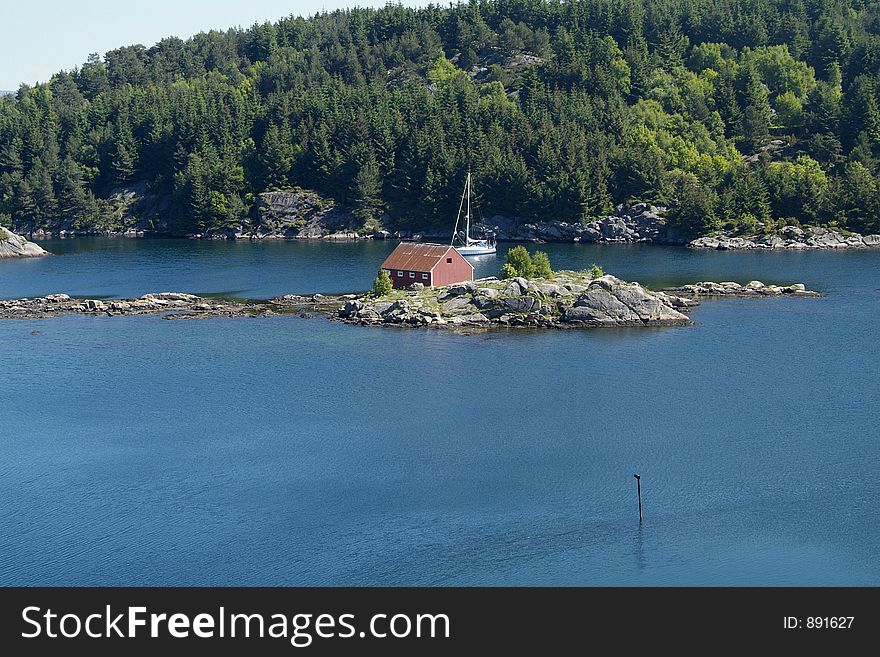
[1,239,878,585]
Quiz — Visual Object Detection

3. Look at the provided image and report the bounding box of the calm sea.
[0,239,878,585]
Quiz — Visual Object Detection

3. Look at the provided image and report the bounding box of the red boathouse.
[380,243,474,289]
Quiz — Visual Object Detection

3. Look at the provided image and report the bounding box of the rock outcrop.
[0,227,48,258]
[689,225,880,250]
[337,273,696,329]
[250,188,379,239]
[661,281,818,297]
[28,181,172,238]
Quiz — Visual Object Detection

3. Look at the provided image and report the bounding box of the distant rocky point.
[661,281,818,297]
[0,292,286,320]
[0,226,48,258]
[689,226,880,250]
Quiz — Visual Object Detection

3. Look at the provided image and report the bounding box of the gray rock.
[471,295,496,310]
[339,300,363,318]
[441,282,476,299]
[503,281,523,296]
[613,284,690,322]
[0,227,49,258]
[356,309,381,321]
[570,289,640,323]
[502,296,539,313]
[538,283,571,297]
[589,275,624,291]
[448,313,489,325]
[141,292,199,302]
[386,300,410,314]
[689,236,721,249]
[442,297,473,312]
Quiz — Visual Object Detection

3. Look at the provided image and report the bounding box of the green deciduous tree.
[532,251,553,278]
[502,245,535,278]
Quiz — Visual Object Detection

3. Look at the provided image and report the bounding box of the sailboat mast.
[465,171,471,243]
[451,172,468,246]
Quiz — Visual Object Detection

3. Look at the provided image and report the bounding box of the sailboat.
[451,171,496,256]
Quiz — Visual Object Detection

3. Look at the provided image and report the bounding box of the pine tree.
[259,124,293,190]
[735,64,771,152]
[352,155,384,226]
[670,175,719,238]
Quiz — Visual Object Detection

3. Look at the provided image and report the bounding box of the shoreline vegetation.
[4,2,880,246]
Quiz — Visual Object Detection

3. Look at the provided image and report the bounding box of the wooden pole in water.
[634,474,642,523]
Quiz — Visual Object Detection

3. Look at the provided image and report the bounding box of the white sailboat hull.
[455,244,497,255]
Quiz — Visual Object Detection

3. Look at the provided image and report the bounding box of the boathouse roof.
[380,243,473,273]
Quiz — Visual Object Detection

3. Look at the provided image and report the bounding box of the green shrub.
[502,245,535,278]
[499,262,518,279]
[372,269,393,296]
[735,212,760,235]
[588,264,604,279]
[532,251,553,278]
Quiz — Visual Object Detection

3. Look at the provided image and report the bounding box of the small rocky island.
[0,274,818,328]
[0,226,48,258]
[338,273,695,328]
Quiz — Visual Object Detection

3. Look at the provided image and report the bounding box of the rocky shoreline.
[0,292,338,321]
[10,184,880,249]
[0,276,817,327]
[689,225,880,250]
[0,227,49,258]
[661,281,818,298]
[19,187,880,250]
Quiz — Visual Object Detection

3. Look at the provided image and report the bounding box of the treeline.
[2,0,880,237]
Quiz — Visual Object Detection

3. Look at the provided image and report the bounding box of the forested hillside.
[2,0,880,238]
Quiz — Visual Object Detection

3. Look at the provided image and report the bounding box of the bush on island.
[372,269,393,296]
[502,245,535,278]
[532,251,553,278]
[500,262,518,279]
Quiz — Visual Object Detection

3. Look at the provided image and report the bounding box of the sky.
[0,0,429,89]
